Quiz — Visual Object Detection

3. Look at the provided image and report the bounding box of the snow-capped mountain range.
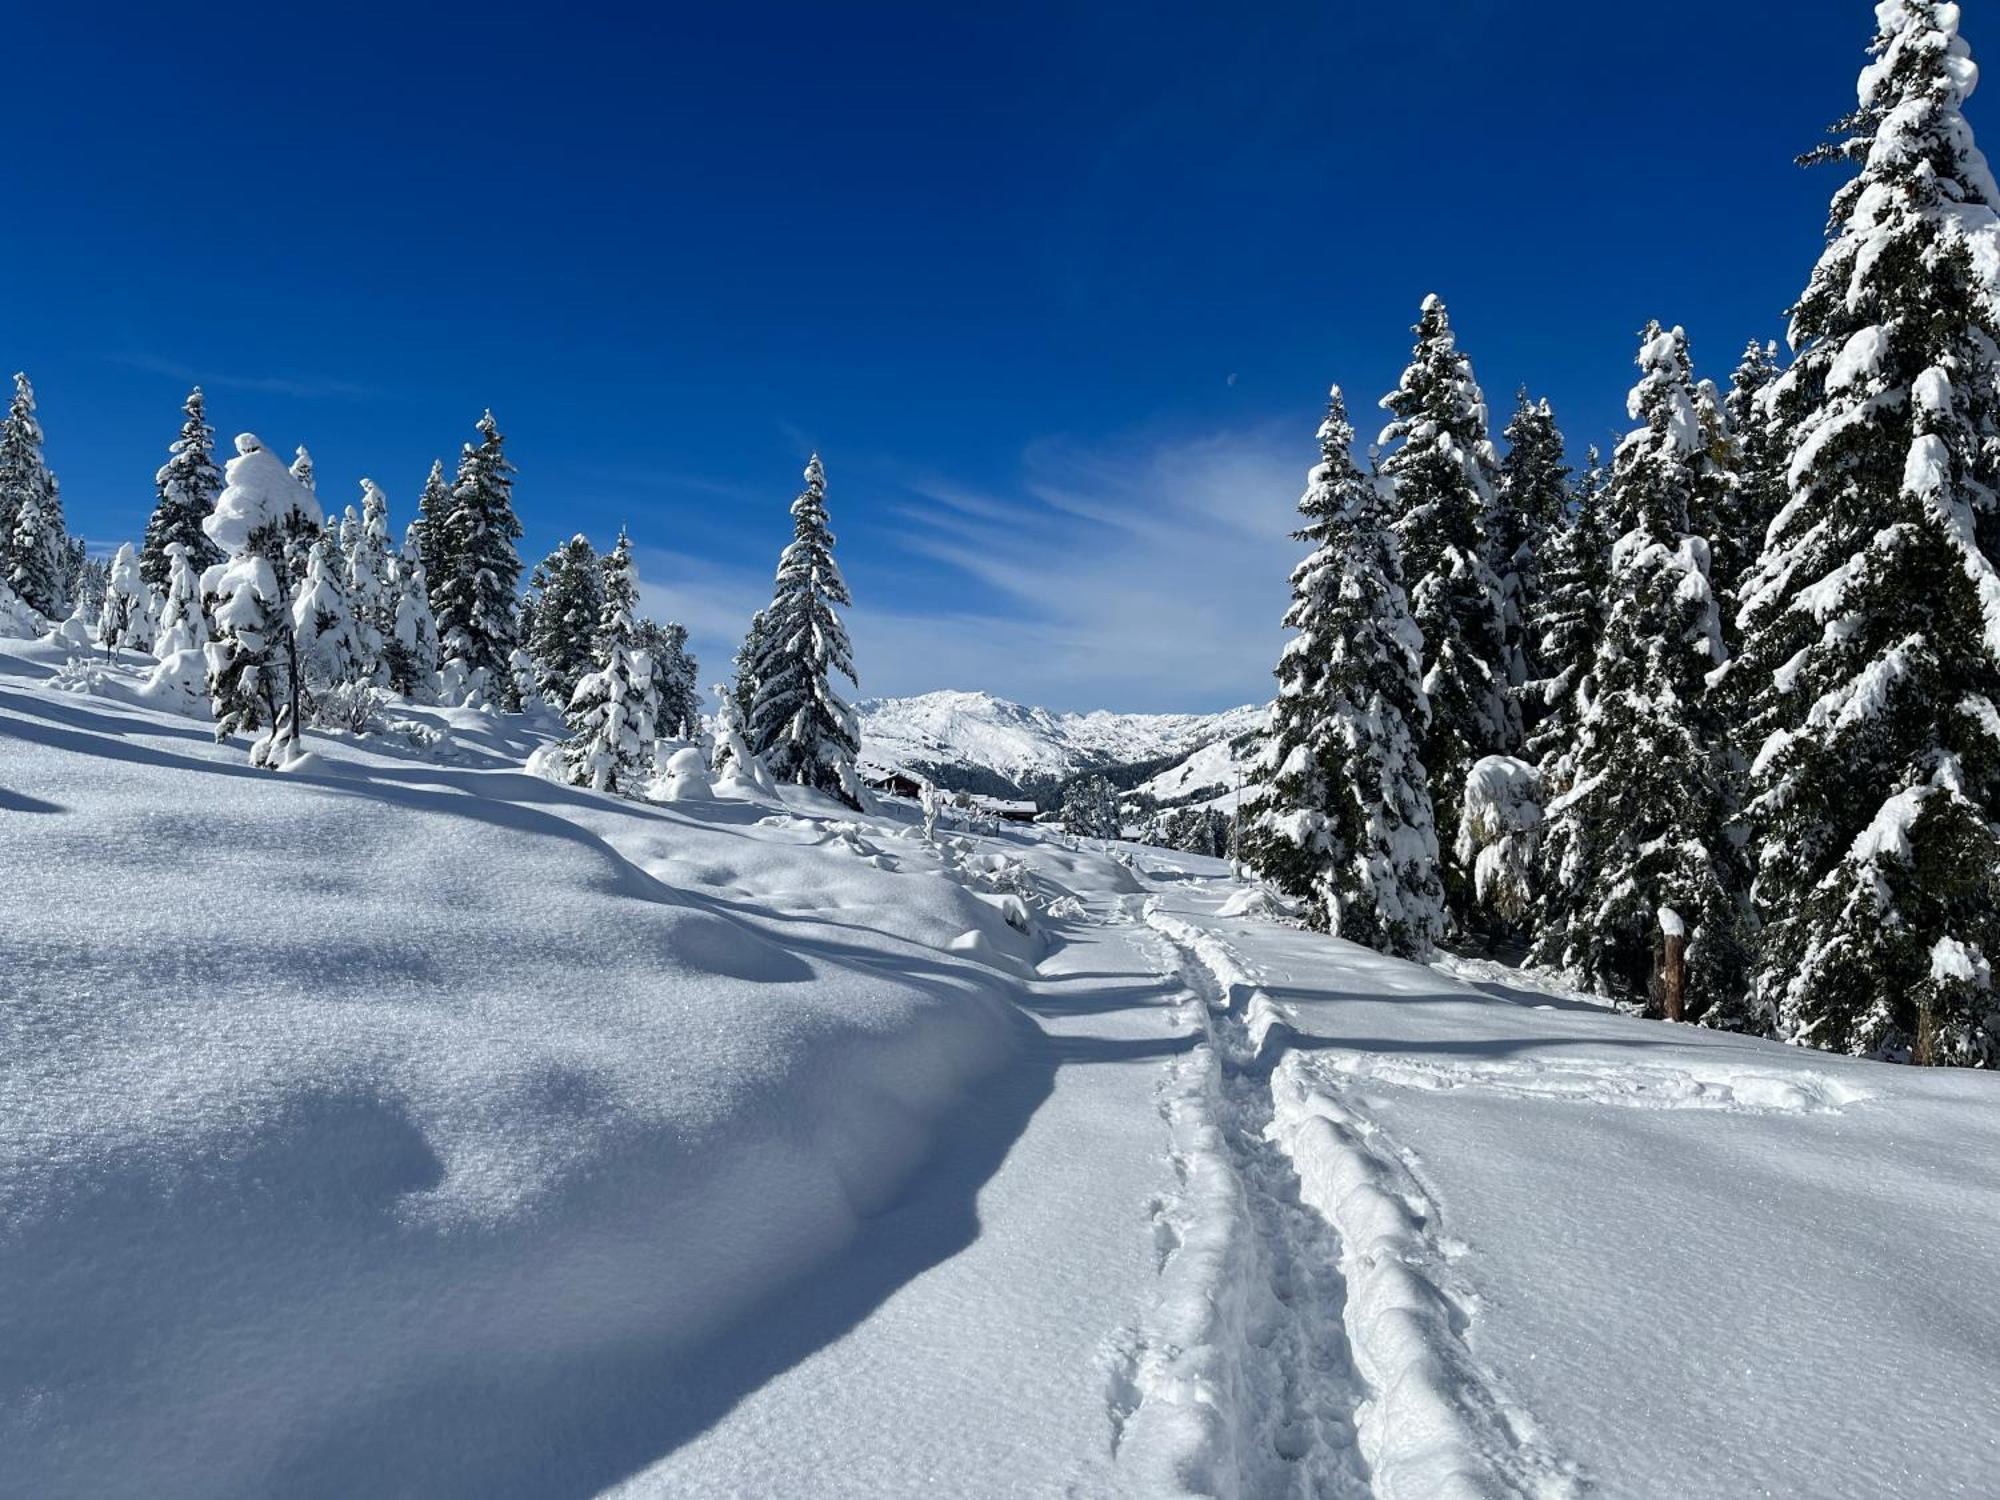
[856,689,1266,798]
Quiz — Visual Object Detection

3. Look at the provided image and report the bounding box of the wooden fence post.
[1658,907,1687,1024]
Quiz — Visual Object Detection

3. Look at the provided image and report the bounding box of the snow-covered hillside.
[856,688,1263,796]
[6,638,2000,1499]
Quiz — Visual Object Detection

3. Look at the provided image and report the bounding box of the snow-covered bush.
[1457,756,1543,925]
[202,433,324,768]
[95,542,151,657]
[311,681,385,736]
[652,745,714,802]
[0,574,43,639]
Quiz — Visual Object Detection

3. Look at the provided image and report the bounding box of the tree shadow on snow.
[259,1015,1193,1500]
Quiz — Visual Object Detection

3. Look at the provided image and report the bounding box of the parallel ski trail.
[1106,891,1370,1499]
[1121,892,1579,1500]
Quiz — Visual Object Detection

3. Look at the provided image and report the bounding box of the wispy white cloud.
[103,352,378,402]
[634,423,1309,714]
[872,424,1303,711]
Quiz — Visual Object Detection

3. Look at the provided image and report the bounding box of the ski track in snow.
[1297,1050,1871,1117]
[1099,891,1368,1500]
[1111,897,1580,1500]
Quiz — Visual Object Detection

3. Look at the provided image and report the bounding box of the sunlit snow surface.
[4,635,1998,1498]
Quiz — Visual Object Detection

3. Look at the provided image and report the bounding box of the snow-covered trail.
[1129,873,2000,1500]
[1107,889,1371,1500]
[9,643,2000,1498]
[1125,890,1574,1500]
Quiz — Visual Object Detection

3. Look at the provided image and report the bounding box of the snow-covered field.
[5,639,1998,1499]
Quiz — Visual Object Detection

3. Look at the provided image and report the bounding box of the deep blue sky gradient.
[3,2,1917,708]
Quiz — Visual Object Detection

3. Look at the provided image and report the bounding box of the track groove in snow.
[1107,894,1367,1499]
[1131,900,1579,1500]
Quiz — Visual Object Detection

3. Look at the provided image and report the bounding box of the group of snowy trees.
[22,375,868,809]
[0,373,84,630]
[1247,0,2000,1067]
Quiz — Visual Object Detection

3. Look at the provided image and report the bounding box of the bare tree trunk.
[1913,995,1937,1067]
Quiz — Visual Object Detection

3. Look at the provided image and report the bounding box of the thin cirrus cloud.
[635,423,1310,714]
[878,424,1306,712]
[103,352,379,403]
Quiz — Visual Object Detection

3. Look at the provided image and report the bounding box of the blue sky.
[7,2,1897,710]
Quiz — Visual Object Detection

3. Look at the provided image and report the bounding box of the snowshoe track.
[1114,897,1579,1500]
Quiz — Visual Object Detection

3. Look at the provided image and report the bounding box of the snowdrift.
[0,640,1030,1497]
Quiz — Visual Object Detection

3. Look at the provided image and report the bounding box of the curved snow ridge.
[1270,1053,1579,1500]
[1103,1022,1267,1498]
[1302,1051,1874,1116]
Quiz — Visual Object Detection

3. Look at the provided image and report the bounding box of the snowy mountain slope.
[1129,732,1255,811]
[856,688,1263,795]
[5,638,2000,1498]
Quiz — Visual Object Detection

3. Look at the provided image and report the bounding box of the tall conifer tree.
[1491,391,1571,734]
[0,374,70,618]
[750,454,861,805]
[529,534,605,707]
[1740,1,2000,1063]
[432,411,523,705]
[1242,388,1446,956]
[1534,325,1747,1017]
[141,387,224,589]
[1376,296,1515,906]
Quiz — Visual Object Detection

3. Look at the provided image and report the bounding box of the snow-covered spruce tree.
[1738,0,2000,1063]
[1376,296,1516,912]
[750,454,862,805]
[562,534,658,794]
[636,616,701,740]
[383,522,440,699]
[0,374,70,618]
[0,375,45,586]
[1527,448,1612,770]
[201,434,324,766]
[413,457,452,592]
[144,541,211,704]
[1725,340,1787,593]
[710,683,752,777]
[140,387,224,590]
[1148,804,1233,859]
[344,480,394,684]
[289,444,316,495]
[293,534,363,695]
[1532,324,1747,1018]
[96,543,151,657]
[1690,370,1754,652]
[1490,391,1570,732]
[68,554,109,627]
[528,534,604,707]
[1241,387,1446,956]
[432,411,523,706]
[595,528,638,663]
[732,608,769,722]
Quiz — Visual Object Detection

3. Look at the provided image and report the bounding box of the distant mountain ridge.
[856,689,1265,801]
